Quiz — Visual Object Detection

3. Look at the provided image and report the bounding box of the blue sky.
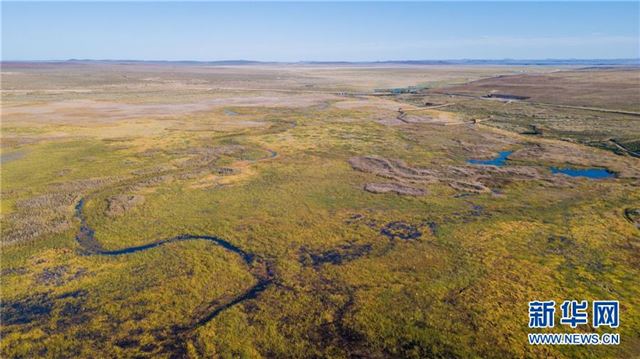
[2,1,639,61]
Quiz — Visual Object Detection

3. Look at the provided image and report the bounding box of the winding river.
[63,143,375,354]
[71,145,281,336]
[74,198,274,329]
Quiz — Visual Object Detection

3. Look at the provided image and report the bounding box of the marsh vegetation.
[1,63,639,358]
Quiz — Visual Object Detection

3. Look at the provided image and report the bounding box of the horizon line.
[2,58,639,64]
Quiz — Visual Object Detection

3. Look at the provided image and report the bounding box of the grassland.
[1,63,639,358]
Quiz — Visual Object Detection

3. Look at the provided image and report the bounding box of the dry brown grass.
[438,68,640,111]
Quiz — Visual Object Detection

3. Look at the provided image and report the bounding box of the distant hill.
[2,58,639,66]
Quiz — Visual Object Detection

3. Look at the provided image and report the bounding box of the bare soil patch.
[106,195,145,217]
[364,182,425,196]
[349,155,550,194]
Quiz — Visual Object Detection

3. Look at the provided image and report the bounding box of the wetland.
[1,62,639,358]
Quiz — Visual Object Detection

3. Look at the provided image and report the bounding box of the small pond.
[0,151,25,164]
[467,151,512,166]
[550,167,615,179]
[467,151,616,180]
